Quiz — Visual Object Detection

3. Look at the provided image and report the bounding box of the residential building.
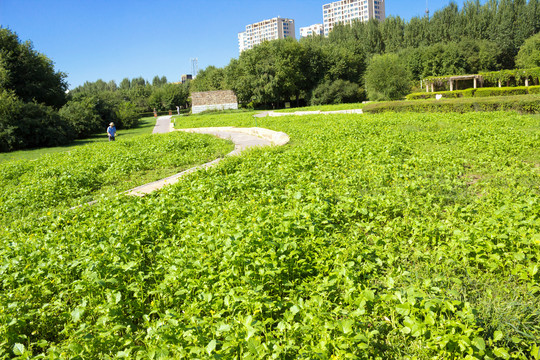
[181,74,192,84]
[238,17,296,53]
[323,0,385,36]
[300,24,324,38]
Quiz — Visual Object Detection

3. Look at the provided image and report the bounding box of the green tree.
[0,28,67,109]
[516,31,540,68]
[59,98,102,138]
[365,53,411,101]
[115,102,139,128]
[0,90,73,151]
[119,78,131,90]
[152,75,168,87]
[190,66,226,92]
[310,79,365,105]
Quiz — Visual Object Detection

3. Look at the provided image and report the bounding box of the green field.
[1,111,539,359]
[0,117,158,163]
[0,130,233,223]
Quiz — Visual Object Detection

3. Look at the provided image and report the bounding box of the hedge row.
[364,95,540,114]
[407,86,540,100]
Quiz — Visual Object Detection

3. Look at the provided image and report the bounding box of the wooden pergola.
[423,74,484,92]
[422,70,538,93]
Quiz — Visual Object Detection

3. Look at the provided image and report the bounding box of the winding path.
[126,122,289,196]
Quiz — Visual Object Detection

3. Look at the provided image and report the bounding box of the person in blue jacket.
[107,122,117,141]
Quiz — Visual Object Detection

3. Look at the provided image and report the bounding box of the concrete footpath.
[126,126,289,196]
[253,109,363,118]
[152,115,173,134]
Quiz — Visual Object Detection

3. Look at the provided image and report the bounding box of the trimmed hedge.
[406,90,467,100]
[407,86,540,101]
[364,95,540,114]
[474,86,529,97]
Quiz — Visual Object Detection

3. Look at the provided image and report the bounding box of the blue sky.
[2,0,466,89]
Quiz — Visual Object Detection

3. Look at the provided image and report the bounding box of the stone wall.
[191,90,238,114]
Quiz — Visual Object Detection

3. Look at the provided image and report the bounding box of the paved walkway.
[152,115,173,134]
[253,109,363,118]
[126,127,285,196]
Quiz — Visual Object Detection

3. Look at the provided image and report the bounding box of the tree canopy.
[190,0,540,105]
[0,28,68,109]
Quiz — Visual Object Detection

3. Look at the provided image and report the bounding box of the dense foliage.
[516,32,540,68]
[365,53,411,101]
[0,90,72,152]
[0,28,68,109]
[1,111,538,358]
[310,79,365,105]
[0,29,73,151]
[62,78,190,138]
[190,0,540,105]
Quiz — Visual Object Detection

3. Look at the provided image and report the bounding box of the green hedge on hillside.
[364,95,540,114]
[407,86,540,100]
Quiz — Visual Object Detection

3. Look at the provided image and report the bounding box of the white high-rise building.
[300,24,324,38]
[323,0,385,36]
[238,17,296,53]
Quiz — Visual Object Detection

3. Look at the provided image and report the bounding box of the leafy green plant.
[1,111,539,359]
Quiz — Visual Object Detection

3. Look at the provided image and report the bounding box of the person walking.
[107,122,117,141]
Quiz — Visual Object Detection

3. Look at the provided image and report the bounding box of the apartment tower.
[238,17,296,53]
[300,24,324,38]
[323,0,385,36]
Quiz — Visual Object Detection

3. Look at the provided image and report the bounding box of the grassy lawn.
[0,116,157,163]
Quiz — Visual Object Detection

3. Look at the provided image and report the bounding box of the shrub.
[0,91,73,152]
[363,95,540,114]
[516,32,540,69]
[462,89,476,97]
[115,102,139,129]
[406,90,466,100]
[528,85,540,94]
[474,86,529,97]
[59,99,102,138]
[310,79,365,105]
[365,53,411,101]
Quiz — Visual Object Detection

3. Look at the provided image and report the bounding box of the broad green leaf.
[12,343,25,356]
[531,344,540,360]
[340,319,354,334]
[206,339,217,355]
[363,289,375,301]
[493,330,504,342]
[395,303,410,316]
[71,307,84,322]
[400,326,411,334]
[472,337,485,351]
[217,324,231,333]
[493,347,510,359]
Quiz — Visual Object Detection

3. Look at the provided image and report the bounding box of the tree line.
[191,0,540,106]
[0,28,190,152]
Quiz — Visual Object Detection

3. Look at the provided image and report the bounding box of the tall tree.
[0,28,67,109]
